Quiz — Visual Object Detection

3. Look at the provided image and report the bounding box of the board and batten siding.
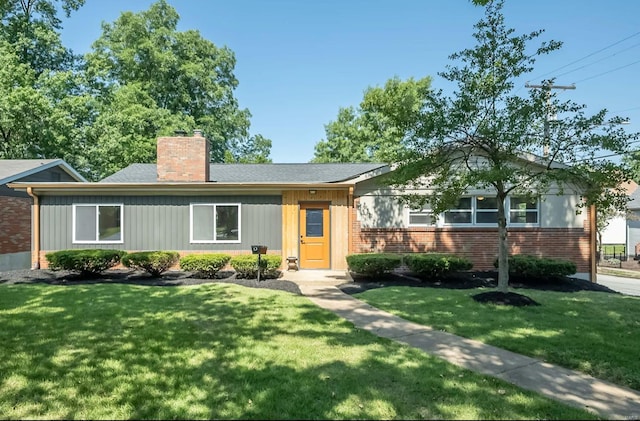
[282,189,350,270]
[39,195,282,252]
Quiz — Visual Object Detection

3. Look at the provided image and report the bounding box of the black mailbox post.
[251,245,267,282]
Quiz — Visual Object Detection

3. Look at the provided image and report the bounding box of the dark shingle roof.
[100,163,388,183]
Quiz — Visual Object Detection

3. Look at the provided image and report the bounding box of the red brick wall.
[0,196,31,254]
[350,204,592,273]
[157,132,210,182]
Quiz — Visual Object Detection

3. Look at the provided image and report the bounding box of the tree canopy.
[312,77,431,163]
[0,0,271,180]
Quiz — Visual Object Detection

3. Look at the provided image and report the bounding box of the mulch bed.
[0,269,303,295]
[0,268,621,306]
[340,270,620,307]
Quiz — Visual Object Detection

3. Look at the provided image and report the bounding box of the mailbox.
[251,245,267,254]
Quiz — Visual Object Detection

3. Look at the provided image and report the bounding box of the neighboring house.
[599,180,638,255]
[624,185,640,260]
[8,131,596,279]
[0,159,86,271]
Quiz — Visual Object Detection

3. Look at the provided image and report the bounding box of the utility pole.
[525,82,576,156]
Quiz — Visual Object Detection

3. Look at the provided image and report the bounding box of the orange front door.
[299,202,330,269]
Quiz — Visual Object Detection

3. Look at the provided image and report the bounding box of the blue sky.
[60,0,640,163]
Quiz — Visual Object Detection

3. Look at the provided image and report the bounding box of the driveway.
[596,273,640,296]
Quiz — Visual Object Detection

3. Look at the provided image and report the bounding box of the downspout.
[26,187,40,270]
[590,204,597,283]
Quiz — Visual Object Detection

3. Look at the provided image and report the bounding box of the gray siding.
[20,167,77,182]
[0,185,29,198]
[40,195,282,252]
[628,211,640,256]
[2,166,78,198]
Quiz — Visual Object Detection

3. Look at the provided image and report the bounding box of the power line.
[553,41,640,79]
[573,59,640,84]
[530,31,640,81]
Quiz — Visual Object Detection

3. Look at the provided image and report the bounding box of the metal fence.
[597,244,627,267]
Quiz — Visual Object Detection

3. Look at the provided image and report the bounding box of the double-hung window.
[441,196,539,226]
[73,204,123,243]
[408,207,434,226]
[190,203,241,243]
[475,197,498,224]
[509,197,538,225]
[443,197,473,224]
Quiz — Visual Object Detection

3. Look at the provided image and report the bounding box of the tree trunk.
[497,195,509,293]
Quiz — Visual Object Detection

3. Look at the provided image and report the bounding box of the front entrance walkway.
[280,269,350,286]
[283,270,640,420]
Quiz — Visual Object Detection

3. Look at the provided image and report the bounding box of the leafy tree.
[0,0,88,163]
[360,0,637,293]
[0,0,84,75]
[85,0,270,177]
[84,83,194,180]
[313,77,431,163]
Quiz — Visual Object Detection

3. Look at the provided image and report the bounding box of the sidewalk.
[282,270,640,420]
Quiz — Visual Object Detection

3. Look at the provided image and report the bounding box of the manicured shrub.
[179,253,232,278]
[46,249,126,276]
[121,251,180,277]
[230,254,282,279]
[494,254,577,279]
[345,253,403,276]
[404,253,473,279]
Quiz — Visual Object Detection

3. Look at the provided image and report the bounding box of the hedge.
[179,253,232,278]
[46,249,126,276]
[121,251,180,277]
[229,254,282,279]
[345,253,403,276]
[495,254,577,279]
[404,253,473,279]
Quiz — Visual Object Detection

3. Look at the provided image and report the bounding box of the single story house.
[8,131,596,280]
[625,186,640,260]
[0,159,86,271]
[598,180,637,262]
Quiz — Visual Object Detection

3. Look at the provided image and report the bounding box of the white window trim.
[508,197,540,227]
[442,197,475,226]
[190,203,242,244]
[438,196,539,227]
[72,204,124,244]
[408,207,435,227]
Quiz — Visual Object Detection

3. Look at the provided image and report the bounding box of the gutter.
[26,187,40,270]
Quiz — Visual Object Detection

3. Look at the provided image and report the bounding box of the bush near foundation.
[404,253,473,280]
[495,254,576,280]
[121,251,180,277]
[346,253,403,276]
[179,253,231,278]
[230,254,282,279]
[46,249,126,276]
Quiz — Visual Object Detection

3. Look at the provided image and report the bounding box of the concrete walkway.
[281,270,640,420]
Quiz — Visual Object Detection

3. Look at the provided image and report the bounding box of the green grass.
[600,244,625,255]
[354,286,640,391]
[0,283,599,420]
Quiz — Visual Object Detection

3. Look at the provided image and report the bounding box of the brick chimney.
[157,130,210,182]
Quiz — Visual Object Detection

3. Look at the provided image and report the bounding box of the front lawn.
[0,283,598,420]
[353,286,640,391]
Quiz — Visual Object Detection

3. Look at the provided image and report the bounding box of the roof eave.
[7,181,356,195]
[0,159,87,185]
